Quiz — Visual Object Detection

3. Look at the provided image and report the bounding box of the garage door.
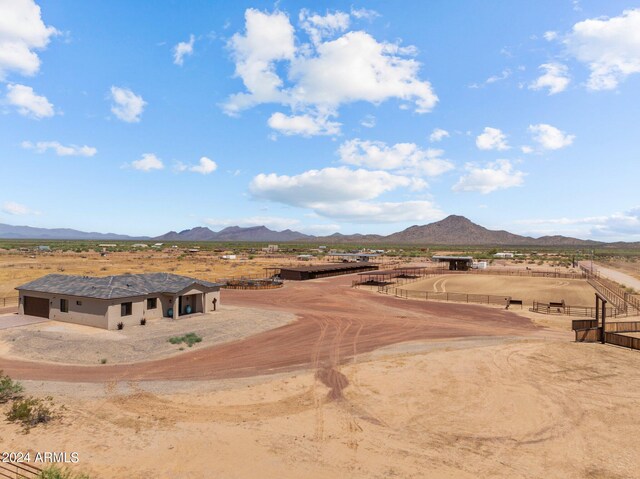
[24,296,49,318]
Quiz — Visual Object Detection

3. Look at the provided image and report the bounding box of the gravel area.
[0,305,295,365]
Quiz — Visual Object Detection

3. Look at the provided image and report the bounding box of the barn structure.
[277,263,378,280]
[16,273,222,330]
[431,255,474,271]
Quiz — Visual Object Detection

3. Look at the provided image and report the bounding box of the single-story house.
[16,273,223,330]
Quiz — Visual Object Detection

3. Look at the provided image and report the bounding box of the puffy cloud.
[289,31,437,113]
[564,8,640,90]
[21,140,96,157]
[475,127,509,151]
[528,123,575,150]
[1,201,38,216]
[5,83,53,118]
[224,9,295,115]
[521,145,534,154]
[110,86,146,123]
[173,34,195,66]
[429,128,449,142]
[311,199,443,223]
[299,9,350,45]
[267,111,341,136]
[0,0,58,80]
[529,63,570,94]
[543,31,558,41]
[338,138,454,177]
[183,156,217,175]
[131,153,164,172]
[250,167,426,206]
[453,159,525,194]
[224,9,437,133]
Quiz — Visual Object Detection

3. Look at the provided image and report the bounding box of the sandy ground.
[2,337,640,479]
[2,274,640,478]
[400,274,596,306]
[0,306,295,365]
[590,262,640,291]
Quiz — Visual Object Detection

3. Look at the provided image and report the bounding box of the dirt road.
[0,275,541,382]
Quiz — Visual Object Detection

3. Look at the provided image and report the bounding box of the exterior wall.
[204,290,221,313]
[106,296,146,330]
[19,291,109,329]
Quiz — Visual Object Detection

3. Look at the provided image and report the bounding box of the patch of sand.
[2,337,640,478]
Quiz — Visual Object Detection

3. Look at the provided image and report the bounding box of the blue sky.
[1,0,639,240]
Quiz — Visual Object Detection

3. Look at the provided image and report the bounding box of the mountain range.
[0,215,623,246]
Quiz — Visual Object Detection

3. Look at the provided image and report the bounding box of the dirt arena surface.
[2,273,640,478]
[401,274,596,306]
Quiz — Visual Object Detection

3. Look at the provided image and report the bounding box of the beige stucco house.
[16,273,222,330]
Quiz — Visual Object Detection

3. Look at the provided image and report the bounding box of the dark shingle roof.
[16,273,222,300]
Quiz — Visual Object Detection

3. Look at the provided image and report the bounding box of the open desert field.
[402,274,596,306]
[1,274,640,478]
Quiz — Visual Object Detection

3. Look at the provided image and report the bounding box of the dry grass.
[0,250,302,297]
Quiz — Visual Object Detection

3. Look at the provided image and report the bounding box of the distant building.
[132,243,148,248]
[37,245,51,252]
[432,255,474,271]
[494,252,515,258]
[262,244,279,253]
[221,254,236,260]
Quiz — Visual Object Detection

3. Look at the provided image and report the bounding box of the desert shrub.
[100,358,107,364]
[6,396,62,432]
[117,322,124,330]
[168,333,202,347]
[38,465,92,479]
[0,371,23,403]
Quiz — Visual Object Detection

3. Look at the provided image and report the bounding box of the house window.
[147,298,157,310]
[76,300,82,306]
[60,298,68,313]
[120,302,132,317]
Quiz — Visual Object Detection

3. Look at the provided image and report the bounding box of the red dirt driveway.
[0,275,540,382]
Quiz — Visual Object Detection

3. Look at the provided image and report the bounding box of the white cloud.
[267,111,341,136]
[543,31,558,41]
[475,127,509,151]
[173,34,195,66]
[469,68,511,89]
[521,145,534,154]
[224,9,296,115]
[188,156,217,175]
[1,201,38,216]
[250,166,426,206]
[360,114,376,128]
[131,153,164,172]
[224,9,437,131]
[528,123,575,150]
[204,216,300,231]
[529,63,570,94]
[350,7,380,21]
[110,86,146,123]
[5,83,54,118]
[0,0,58,80]
[453,159,525,194]
[564,8,640,90]
[299,9,350,45]
[516,207,640,240]
[429,128,449,142]
[312,200,443,223]
[338,138,454,177]
[21,140,97,157]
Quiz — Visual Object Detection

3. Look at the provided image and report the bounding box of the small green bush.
[38,465,92,479]
[100,358,107,364]
[0,371,23,403]
[6,396,62,432]
[168,332,202,348]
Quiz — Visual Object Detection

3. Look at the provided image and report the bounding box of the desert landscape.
[1,246,640,478]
